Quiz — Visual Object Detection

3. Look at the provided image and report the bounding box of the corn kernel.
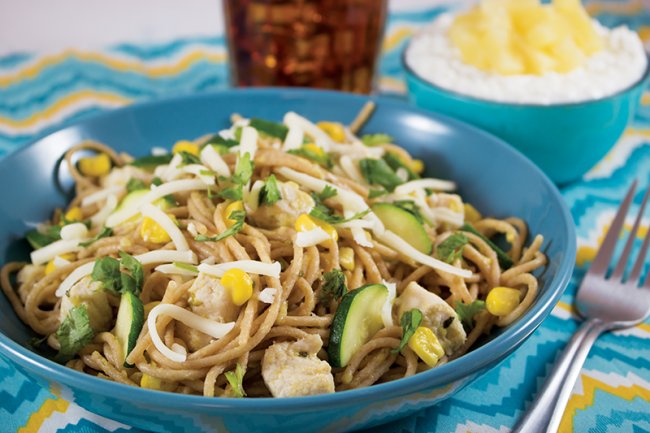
[44,253,76,275]
[295,214,338,242]
[408,326,445,367]
[302,143,327,158]
[410,159,425,174]
[486,286,521,316]
[78,153,112,177]
[44,260,56,275]
[140,216,173,244]
[464,203,482,223]
[223,201,244,228]
[141,373,176,391]
[221,268,254,306]
[317,121,346,143]
[64,207,83,222]
[339,247,355,271]
[172,140,200,156]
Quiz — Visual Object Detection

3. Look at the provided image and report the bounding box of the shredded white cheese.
[106,179,208,227]
[282,125,304,151]
[140,203,189,251]
[187,222,198,237]
[296,227,331,247]
[147,303,235,362]
[55,261,96,297]
[154,263,198,277]
[161,153,184,182]
[245,180,265,213]
[284,112,334,151]
[394,179,456,195]
[351,227,373,247]
[181,164,215,186]
[31,239,82,266]
[200,145,231,177]
[60,223,89,241]
[198,260,282,278]
[378,230,472,278]
[53,255,72,268]
[135,250,197,265]
[81,186,123,207]
[335,219,375,229]
[258,287,277,304]
[339,155,364,183]
[90,194,118,228]
[239,126,258,159]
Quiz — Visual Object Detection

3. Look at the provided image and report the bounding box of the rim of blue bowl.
[0,88,576,412]
[401,31,650,108]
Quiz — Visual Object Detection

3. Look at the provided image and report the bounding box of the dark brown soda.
[224,0,388,94]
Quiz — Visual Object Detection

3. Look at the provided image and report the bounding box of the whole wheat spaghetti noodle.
[1,108,546,398]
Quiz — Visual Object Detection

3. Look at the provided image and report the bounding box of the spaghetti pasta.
[1,107,546,398]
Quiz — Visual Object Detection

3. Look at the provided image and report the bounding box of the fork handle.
[512,318,608,433]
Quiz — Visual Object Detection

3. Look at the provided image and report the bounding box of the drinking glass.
[223,0,388,94]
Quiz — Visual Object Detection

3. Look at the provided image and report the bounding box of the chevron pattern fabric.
[1,1,649,432]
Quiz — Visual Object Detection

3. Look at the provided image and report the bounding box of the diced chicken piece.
[59,276,112,332]
[248,181,315,229]
[187,273,239,322]
[100,165,151,189]
[262,334,335,397]
[396,282,466,356]
[178,273,241,351]
[17,264,44,303]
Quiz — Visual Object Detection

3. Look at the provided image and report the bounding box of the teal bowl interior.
[0,89,575,433]
[403,51,650,185]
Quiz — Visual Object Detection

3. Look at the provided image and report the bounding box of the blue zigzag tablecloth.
[1,2,649,432]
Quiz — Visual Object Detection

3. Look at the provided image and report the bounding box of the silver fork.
[513,181,650,433]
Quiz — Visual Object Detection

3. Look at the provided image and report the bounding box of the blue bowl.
[403,50,650,185]
[0,89,575,433]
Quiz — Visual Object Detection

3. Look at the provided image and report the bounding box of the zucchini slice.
[115,291,144,367]
[113,189,149,214]
[372,203,433,254]
[328,284,388,368]
[112,189,173,217]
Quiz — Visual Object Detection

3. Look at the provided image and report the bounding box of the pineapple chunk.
[448,0,604,76]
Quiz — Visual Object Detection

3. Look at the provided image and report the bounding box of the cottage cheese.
[406,13,648,105]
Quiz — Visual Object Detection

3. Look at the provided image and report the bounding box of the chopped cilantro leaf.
[358,158,403,192]
[383,152,419,181]
[436,233,469,264]
[126,178,147,193]
[195,210,246,242]
[177,151,201,166]
[260,174,281,206]
[224,363,247,397]
[79,227,113,247]
[129,154,173,170]
[392,308,423,354]
[319,269,347,303]
[455,300,486,329]
[250,118,289,140]
[288,147,333,168]
[55,305,95,362]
